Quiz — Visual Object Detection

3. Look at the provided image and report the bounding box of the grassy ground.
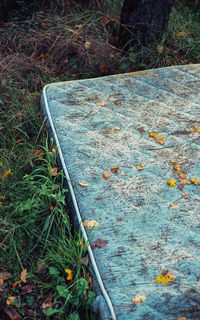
[0,0,200,319]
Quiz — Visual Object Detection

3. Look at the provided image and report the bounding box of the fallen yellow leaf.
[83,220,99,230]
[170,159,176,163]
[167,179,177,187]
[132,294,146,304]
[97,101,106,107]
[136,163,143,170]
[6,296,16,305]
[170,203,179,209]
[120,171,125,176]
[12,280,22,288]
[190,126,200,133]
[79,181,88,187]
[176,31,187,37]
[65,269,73,281]
[155,271,175,286]
[149,132,165,144]
[190,177,199,185]
[20,268,27,283]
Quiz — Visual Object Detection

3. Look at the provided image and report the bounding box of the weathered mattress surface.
[42,64,200,320]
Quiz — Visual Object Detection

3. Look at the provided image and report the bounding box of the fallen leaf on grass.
[12,280,22,288]
[111,166,119,174]
[21,285,33,293]
[79,181,88,187]
[132,294,146,304]
[190,177,199,185]
[86,273,93,290]
[16,139,24,144]
[156,44,164,54]
[155,271,175,286]
[91,238,108,249]
[176,31,187,37]
[65,269,73,281]
[167,179,177,187]
[41,295,53,309]
[170,203,179,209]
[103,170,111,180]
[5,307,22,320]
[50,167,58,177]
[149,132,165,144]
[0,272,11,280]
[0,278,4,288]
[6,297,16,306]
[136,163,143,170]
[80,256,89,266]
[83,220,99,229]
[20,269,27,283]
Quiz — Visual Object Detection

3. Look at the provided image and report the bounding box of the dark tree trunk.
[119,0,173,50]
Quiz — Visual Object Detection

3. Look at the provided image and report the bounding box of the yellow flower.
[65,269,73,280]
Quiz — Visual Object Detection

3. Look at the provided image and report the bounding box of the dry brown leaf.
[132,294,146,304]
[91,238,108,249]
[79,181,88,187]
[41,295,53,309]
[50,167,58,177]
[103,170,111,180]
[111,166,119,174]
[170,203,179,209]
[83,220,99,230]
[0,272,11,280]
[0,278,4,288]
[160,121,166,125]
[156,44,164,54]
[21,285,33,293]
[6,296,16,306]
[86,272,93,290]
[4,307,22,320]
[117,217,123,221]
[20,269,27,283]
[51,145,56,153]
[182,191,189,198]
[114,100,122,105]
[137,127,145,133]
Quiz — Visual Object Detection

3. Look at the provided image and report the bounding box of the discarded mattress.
[41,64,200,320]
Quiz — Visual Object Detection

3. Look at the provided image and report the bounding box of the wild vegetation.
[0,0,200,319]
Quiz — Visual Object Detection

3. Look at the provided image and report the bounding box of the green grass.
[0,0,200,318]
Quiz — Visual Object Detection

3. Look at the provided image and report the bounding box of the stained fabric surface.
[42,64,200,320]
